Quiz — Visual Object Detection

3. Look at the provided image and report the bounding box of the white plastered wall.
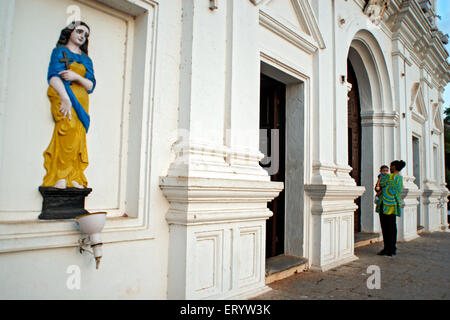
[0,0,181,299]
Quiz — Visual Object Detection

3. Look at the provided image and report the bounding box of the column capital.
[305,184,365,215]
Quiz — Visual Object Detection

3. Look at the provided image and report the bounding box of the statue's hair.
[56,21,90,55]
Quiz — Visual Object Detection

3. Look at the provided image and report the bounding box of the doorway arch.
[346,30,396,233]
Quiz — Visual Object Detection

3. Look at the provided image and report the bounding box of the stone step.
[354,232,382,248]
[265,254,308,285]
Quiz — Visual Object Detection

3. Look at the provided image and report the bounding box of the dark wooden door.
[260,74,286,258]
[347,60,362,233]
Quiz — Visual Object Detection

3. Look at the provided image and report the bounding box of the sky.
[437,0,450,110]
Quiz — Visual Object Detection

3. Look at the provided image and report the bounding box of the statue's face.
[69,25,89,47]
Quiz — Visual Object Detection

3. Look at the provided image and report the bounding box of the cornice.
[160,176,284,225]
[259,9,318,55]
[305,184,365,215]
[390,0,449,88]
[360,110,399,127]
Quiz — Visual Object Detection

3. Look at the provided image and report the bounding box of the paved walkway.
[255,232,450,300]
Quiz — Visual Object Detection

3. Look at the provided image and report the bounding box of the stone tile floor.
[255,232,450,300]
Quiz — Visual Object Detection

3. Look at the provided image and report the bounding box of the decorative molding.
[432,103,444,132]
[392,50,413,66]
[250,0,265,5]
[258,0,325,53]
[391,0,450,88]
[259,10,318,55]
[364,0,389,26]
[360,111,399,127]
[160,176,283,225]
[305,184,365,215]
[292,0,326,49]
[166,139,270,182]
[409,82,428,122]
[260,51,310,81]
[345,81,353,101]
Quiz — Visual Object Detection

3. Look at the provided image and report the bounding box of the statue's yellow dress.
[42,62,89,188]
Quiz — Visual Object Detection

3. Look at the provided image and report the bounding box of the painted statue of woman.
[42,21,96,189]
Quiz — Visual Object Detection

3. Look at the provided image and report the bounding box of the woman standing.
[42,21,96,189]
[376,160,406,256]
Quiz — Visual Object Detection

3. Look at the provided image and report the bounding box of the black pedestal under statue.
[38,187,92,220]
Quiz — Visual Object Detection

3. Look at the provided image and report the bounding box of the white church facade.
[0,0,449,299]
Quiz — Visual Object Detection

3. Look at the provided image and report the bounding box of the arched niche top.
[432,103,443,132]
[410,82,428,122]
[347,29,394,114]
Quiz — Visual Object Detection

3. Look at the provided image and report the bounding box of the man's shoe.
[377,250,388,256]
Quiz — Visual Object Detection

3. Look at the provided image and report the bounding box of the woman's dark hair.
[380,165,389,171]
[390,160,406,172]
[56,21,90,55]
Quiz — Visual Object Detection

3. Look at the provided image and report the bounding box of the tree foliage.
[444,106,450,189]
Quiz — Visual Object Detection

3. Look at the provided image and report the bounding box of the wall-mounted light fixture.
[77,212,107,269]
[209,0,218,10]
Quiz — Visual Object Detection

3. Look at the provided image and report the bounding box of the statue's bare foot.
[72,181,85,189]
[54,179,66,189]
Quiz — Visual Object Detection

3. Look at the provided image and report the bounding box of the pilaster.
[398,177,420,241]
[439,185,449,232]
[422,182,443,232]
[311,1,339,185]
[160,0,283,300]
[305,184,365,271]
[160,177,282,299]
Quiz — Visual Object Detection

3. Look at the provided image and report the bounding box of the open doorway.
[412,136,422,229]
[259,61,307,271]
[347,59,362,233]
[260,74,286,258]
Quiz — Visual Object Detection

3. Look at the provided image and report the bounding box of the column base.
[398,184,421,241]
[220,284,272,300]
[310,254,358,272]
[423,184,442,232]
[161,176,283,300]
[398,233,420,242]
[305,184,365,272]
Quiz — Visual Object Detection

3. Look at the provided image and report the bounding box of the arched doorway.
[346,30,395,234]
[347,59,362,233]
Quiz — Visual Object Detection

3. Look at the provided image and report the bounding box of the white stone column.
[224,0,268,180]
[311,1,338,185]
[391,49,419,241]
[303,0,364,272]
[160,0,283,300]
[359,112,399,234]
[422,93,441,232]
